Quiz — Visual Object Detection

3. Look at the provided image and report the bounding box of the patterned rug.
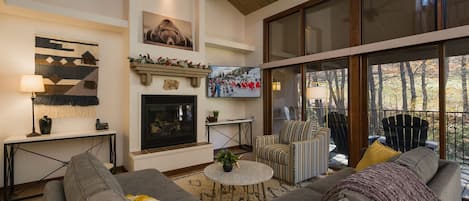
[173,171,320,201]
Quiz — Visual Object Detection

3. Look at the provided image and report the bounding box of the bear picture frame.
[143,11,194,51]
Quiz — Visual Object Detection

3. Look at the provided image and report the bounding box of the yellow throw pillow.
[355,140,400,171]
[126,194,160,201]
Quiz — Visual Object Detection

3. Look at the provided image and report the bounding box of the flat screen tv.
[207,66,261,98]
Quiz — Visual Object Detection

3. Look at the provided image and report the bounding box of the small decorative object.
[39,115,52,134]
[206,110,219,123]
[95,119,109,130]
[206,116,217,123]
[216,150,240,172]
[163,80,179,90]
[20,75,45,137]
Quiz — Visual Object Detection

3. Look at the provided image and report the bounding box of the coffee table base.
[210,182,267,201]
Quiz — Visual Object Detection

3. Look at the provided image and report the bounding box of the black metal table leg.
[207,126,210,143]
[250,122,253,149]
[4,144,8,201]
[9,145,14,197]
[238,123,241,147]
[112,134,116,171]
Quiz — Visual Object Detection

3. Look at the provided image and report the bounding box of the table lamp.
[20,75,45,137]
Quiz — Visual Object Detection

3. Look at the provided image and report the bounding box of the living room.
[0,0,467,200]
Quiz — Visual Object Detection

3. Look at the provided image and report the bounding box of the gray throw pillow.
[393,147,438,183]
[63,152,126,201]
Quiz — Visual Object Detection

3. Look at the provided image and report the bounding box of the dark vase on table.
[223,161,233,172]
[39,115,52,134]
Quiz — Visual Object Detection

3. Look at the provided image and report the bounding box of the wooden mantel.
[130,62,212,88]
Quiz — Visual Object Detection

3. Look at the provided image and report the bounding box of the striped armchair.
[255,120,330,184]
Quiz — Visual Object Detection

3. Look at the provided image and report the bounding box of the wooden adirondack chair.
[381,114,429,152]
[327,112,349,156]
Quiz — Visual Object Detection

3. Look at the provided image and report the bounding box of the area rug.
[173,171,320,201]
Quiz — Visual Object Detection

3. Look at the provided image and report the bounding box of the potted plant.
[213,110,219,121]
[216,150,239,172]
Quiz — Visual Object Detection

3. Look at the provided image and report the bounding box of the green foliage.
[216,150,239,164]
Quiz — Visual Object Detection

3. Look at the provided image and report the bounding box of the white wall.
[0,13,127,185]
[19,0,128,20]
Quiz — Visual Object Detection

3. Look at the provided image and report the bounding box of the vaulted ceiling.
[228,0,278,15]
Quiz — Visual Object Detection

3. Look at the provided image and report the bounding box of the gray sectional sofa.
[275,147,462,201]
[43,152,198,201]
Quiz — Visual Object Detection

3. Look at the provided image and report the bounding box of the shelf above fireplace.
[130,62,212,88]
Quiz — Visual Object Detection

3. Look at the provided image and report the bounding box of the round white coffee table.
[204,160,273,201]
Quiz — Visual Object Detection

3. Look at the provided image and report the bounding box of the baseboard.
[163,162,213,177]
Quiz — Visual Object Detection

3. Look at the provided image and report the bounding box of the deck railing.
[306,107,469,165]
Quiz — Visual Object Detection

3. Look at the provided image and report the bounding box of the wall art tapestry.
[143,11,194,51]
[34,35,99,106]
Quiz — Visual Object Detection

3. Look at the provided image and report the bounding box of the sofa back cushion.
[63,152,127,201]
[394,147,438,183]
[279,120,316,144]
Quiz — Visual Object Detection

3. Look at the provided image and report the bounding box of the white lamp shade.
[306,86,328,99]
[20,75,45,92]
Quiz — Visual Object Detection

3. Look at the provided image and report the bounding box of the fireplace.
[141,95,197,150]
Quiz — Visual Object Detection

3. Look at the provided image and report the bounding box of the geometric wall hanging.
[34,35,99,106]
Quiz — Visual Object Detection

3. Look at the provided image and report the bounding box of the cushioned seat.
[256,120,330,184]
[256,144,290,165]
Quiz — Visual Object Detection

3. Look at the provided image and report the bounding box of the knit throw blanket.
[321,162,440,201]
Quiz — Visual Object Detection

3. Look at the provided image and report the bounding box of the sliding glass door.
[305,58,349,167]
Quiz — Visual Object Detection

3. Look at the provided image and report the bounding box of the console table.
[206,119,253,153]
[3,130,117,201]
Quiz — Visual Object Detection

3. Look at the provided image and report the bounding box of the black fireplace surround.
[141,95,197,150]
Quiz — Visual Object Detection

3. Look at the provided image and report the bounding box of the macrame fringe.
[36,105,96,118]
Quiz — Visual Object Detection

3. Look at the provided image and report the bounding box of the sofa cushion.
[279,120,316,144]
[307,167,355,194]
[63,152,126,201]
[355,140,400,171]
[115,169,199,201]
[394,147,439,183]
[256,144,289,165]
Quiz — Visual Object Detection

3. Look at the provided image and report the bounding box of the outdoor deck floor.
[461,166,469,198]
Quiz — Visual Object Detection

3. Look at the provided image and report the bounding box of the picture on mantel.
[143,11,193,51]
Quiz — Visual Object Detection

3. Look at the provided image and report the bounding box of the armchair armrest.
[290,128,330,182]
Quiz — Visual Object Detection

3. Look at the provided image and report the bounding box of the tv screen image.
[207,66,261,98]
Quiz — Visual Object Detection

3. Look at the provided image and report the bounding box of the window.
[305,0,350,54]
[445,0,469,28]
[362,0,436,44]
[268,12,301,62]
[367,45,439,152]
[271,66,302,134]
[444,38,469,162]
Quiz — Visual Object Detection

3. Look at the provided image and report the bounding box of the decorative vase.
[223,162,233,172]
[39,115,52,134]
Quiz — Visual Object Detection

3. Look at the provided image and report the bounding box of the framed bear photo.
[143,11,194,51]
